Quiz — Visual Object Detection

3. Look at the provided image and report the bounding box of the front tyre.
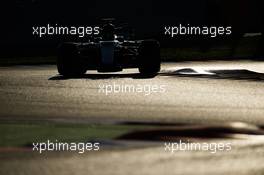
[138,40,161,75]
[57,43,86,76]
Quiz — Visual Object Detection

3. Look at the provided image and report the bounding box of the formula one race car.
[57,20,160,76]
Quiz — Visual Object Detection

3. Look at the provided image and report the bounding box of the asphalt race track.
[1,60,264,175]
[1,61,264,124]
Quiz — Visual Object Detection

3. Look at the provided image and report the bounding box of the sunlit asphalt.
[1,60,264,175]
[1,61,264,124]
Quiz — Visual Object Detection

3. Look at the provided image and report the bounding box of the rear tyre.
[57,43,86,76]
[138,40,161,75]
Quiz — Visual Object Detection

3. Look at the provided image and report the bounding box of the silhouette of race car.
[57,19,160,76]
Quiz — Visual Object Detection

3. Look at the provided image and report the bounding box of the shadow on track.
[49,73,157,80]
[49,68,264,81]
[117,121,264,141]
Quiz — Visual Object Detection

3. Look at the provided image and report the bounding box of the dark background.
[0,0,263,58]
